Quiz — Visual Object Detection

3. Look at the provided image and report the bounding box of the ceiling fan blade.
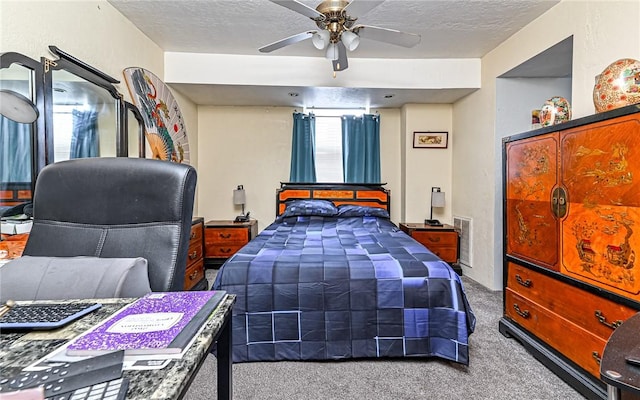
[343,0,385,19]
[259,31,316,53]
[332,42,349,72]
[353,25,421,47]
[269,0,325,20]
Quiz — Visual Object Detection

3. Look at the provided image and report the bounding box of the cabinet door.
[505,133,560,270]
[560,113,640,299]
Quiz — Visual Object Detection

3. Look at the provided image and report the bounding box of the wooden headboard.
[276,182,390,216]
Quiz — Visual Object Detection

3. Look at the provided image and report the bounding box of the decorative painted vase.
[539,96,571,127]
[593,58,640,113]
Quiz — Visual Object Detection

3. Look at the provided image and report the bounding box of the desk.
[0,294,236,400]
[600,312,640,400]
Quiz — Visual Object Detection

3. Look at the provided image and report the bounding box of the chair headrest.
[32,158,197,225]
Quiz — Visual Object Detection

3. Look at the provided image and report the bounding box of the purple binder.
[66,291,226,356]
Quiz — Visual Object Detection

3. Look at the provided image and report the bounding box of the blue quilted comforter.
[212,215,476,364]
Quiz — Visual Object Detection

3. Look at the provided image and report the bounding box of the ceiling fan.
[259,0,421,73]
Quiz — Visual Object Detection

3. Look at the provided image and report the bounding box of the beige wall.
[401,104,453,224]
[453,0,640,289]
[197,106,292,230]
[196,106,419,231]
[195,103,451,231]
[1,1,163,104]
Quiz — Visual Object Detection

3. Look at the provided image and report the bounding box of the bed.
[212,183,476,364]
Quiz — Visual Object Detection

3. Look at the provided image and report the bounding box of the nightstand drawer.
[187,242,203,266]
[411,231,458,246]
[189,222,203,244]
[206,228,248,244]
[206,244,246,258]
[184,259,205,290]
[429,247,458,263]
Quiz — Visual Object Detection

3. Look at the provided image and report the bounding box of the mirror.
[48,68,119,161]
[1,48,145,211]
[0,52,43,208]
[43,46,125,162]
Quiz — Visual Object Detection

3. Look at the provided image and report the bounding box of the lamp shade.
[312,30,330,50]
[341,30,360,51]
[233,186,246,205]
[325,43,339,60]
[431,191,445,208]
[0,89,38,124]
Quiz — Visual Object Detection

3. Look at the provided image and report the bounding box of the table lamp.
[425,187,445,226]
[233,185,249,222]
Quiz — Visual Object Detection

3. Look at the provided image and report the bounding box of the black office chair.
[20,157,197,293]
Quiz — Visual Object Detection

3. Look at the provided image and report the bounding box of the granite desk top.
[0,294,236,400]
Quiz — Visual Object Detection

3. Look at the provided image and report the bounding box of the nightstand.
[185,217,207,290]
[399,222,462,275]
[205,219,258,268]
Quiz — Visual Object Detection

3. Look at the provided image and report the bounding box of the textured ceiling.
[108,0,562,107]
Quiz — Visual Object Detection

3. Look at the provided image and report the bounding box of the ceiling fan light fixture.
[325,43,339,60]
[312,30,330,50]
[341,30,360,51]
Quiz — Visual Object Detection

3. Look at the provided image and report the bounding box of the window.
[52,105,75,162]
[309,108,365,182]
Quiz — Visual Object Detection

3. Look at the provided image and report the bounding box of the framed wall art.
[413,131,448,149]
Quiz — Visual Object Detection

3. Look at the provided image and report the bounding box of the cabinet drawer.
[429,247,458,263]
[412,231,458,247]
[184,259,205,290]
[206,243,246,258]
[507,262,637,340]
[189,222,203,245]
[206,228,248,244]
[187,243,203,266]
[505,289,605,378]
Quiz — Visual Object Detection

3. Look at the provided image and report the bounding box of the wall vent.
[453,216,472,268]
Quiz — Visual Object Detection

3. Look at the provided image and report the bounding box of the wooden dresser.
[500,104,640,399]
[205,219,258,267]
[399,223,461,275]
[185,217,207,290]
[0,233,29,261]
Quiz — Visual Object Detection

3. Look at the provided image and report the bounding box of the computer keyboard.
[0,351,126,400]
[0,302,102,330]
[46,377,129,400]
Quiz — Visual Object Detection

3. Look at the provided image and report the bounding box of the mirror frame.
[0,51,45,196]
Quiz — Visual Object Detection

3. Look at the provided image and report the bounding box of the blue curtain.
[341,113,380,183]
[70,109,99,159]
[0,115,31,183]
[289,112,317,182]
